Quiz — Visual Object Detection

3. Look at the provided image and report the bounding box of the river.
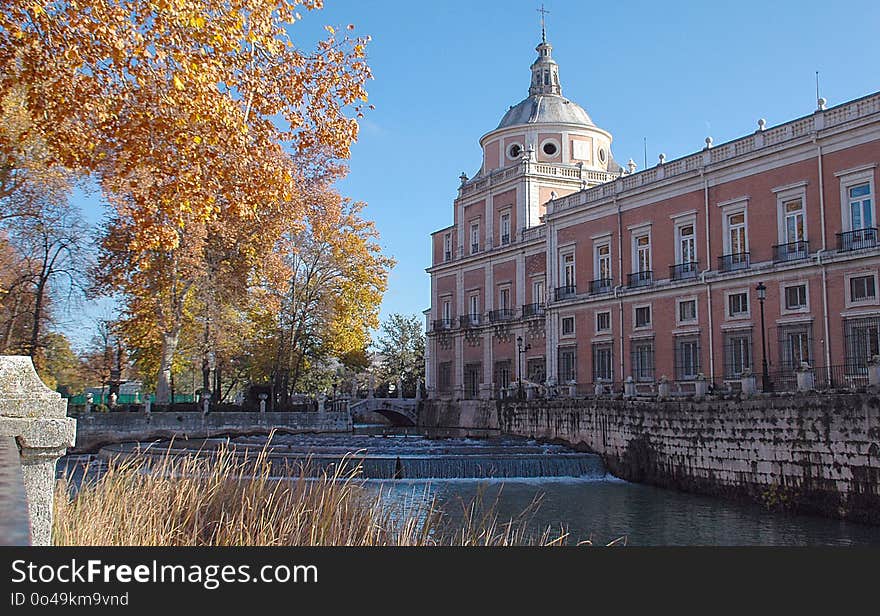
[66,427,880,546]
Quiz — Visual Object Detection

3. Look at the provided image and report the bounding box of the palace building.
[424,33,880,399]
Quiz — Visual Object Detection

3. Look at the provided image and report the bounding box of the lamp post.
[756,282,772,392]
[516,335,531,400]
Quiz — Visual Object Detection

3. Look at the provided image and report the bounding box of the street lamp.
[516,335,531,400]
[755,282,772,392]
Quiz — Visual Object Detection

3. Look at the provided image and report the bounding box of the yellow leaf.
[193,135,202,144]
[173,75,185,90]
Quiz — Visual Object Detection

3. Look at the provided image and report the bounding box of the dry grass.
[53,441,590,546]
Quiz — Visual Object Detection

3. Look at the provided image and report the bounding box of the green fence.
[64,393,195,405]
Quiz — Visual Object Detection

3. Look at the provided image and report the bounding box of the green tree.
[374,313,425,396]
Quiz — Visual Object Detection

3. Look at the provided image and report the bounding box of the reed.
[53,441,590,546]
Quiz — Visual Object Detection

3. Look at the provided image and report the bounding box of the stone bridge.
[349,398,419,427]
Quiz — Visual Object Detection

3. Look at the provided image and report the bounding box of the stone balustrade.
[0,356,77,546]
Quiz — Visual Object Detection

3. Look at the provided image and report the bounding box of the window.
[533,280,545,304]
[849,183,874,231]
[507,143,522,160]
[542,140,558,157]
[494,360,512,392]
[635,305,651,328]
[561,316,575,336]
[678,299,697,323]
[678,223,696,264]
[850,274,877,302]
[498,287,510,311]
[592,344,613,382]
[778,325,812,370]
[442,300,451,322]
[527,357,546,383]
[469,294,480,321]
[844,317,880,367]
[724,332,752,378]
[500,212,511,246]
[784,284,807,310]
[596,242,612,281]
[631,340,654,382]
[784,199,806,244]
[561,252,576,288]
[443,233,452,262]
[463,362,481,399]
[596,311,611,333]
[635,233,651,273]
[438,362,452,394]
[675,337,701,380]
[728,292,749,317]
[470,222,480,254]
[727,211,747,254]
[558,346,577,383]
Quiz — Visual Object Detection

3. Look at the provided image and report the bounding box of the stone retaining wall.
[423,393,880,524]
[71,411,352,452]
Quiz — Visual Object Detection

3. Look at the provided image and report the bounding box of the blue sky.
[68,0,880,349]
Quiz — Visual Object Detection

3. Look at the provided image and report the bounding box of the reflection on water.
[370,479,880,546]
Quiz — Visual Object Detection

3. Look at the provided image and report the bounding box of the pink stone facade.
[425,39,880,400]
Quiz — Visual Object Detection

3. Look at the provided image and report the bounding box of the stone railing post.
[796,362,815,392]
[694,374,708,398]
[657,376,670,400]
[0,356,77,546]
[740,372,757,396]
[624,376,636,398]
[868,355,880,388]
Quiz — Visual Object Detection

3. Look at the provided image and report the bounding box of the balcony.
[522,303,546,319]
[837,228,878,252]
[432,318,454,331]
[627,270,653,289]
[500,234,510,246]
[718,252,750,272]
[773,240,809,263]
[488,309,515,323]
[470,243,479,255]
[443,251,452,262]
[554,285,577,301]
[589,278,613,295]
[669,261,699,281]
[459,314,482,328]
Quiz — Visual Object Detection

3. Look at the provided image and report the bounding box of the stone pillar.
[594,382,605,396]
[657,376,670,400]
[694,375,708,398]
[741,373,757,396]
[868,355,880,388]
[144,394,152,414]
[202,395,210,415]
[624,376,636,398]
[317,394,326,413]
[0,356,77,546]
[415,379,422,401]
[85,392,93,414]
[258,393,267,414]
[796,362,815,392]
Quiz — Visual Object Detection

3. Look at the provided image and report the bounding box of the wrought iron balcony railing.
[837,228,878,252]
[432,318,454,331]
[443,251,452,262]
[488,309,515,323]
[718,252,750,272]
[500,234,510,246]
[554,285,577,301]
[459,314,482,328]
[669,261,699,281]
[627,270,653,288]
[589,278,613,294]
[773,240,809,262]
[521,303,546,319]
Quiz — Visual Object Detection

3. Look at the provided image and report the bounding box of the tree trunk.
[155,328,180,404]
[27,276,47,356]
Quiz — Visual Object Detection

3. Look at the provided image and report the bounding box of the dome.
[497,94,594,130]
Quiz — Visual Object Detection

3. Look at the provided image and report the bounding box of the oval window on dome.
[507,144,523,160]
[598,147,607,163]
[542,141,558,157]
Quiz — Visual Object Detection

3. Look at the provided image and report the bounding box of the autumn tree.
[2,1,373,402]
[250,189,392,405]
[374,313,425,397]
